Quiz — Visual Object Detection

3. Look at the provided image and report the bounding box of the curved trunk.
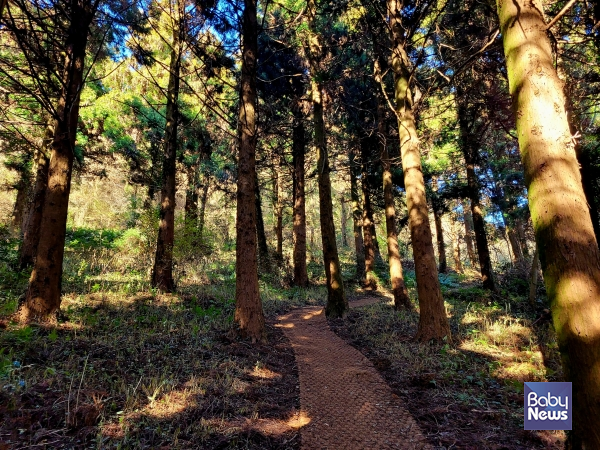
[23,8,92,320]
[152,12,183,292]
[308,0,347,317]
[350,148,366,280]
[388,0,449,341]
[235,0,265,342]
[498,0,600,444]
[292,106,308,286]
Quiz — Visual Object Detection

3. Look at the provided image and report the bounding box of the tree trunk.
[462,199,477,267]
[11,175,30,233]
[198,181,210,239]
[458,103,495,290]
[508,226,523,262]
[433,208,447,273]
[307,0,347,317]
[350,147,366,280]
[272,158,283,259]
[528,245,540,305]
[185,164,199,224]
[453,225,463,273]
[388,0,449,341]
[292,104,308,286]
[515,218,529,257]
[235,0,265,342]
[152,9,183,292]
[375,57,410,308]
[22,7,92,320]
[19,137,50,269]
[340,196,348,247]
[361,138,377,289]
[498,0,600,444]
[254,171,270,271]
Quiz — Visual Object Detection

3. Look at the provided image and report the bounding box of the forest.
[0,0,599,447]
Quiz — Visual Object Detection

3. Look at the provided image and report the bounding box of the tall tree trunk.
[361,138,377,289]
[433,208,447,273]
[19,136,50,269]
[22,7,92,320]
[375,56,410,308]
[307,0,347,317]
[461,199,477,267]
[198,181,210,239]
[452,223,463,273]
[11,174,30,233]
[292,104,308,286]
[184,164,199,224]
[235,0,265,342]
[152,10,183,292]
[458,102,495,290]
[350,147,366,280]
[388,0,449,340]
[340,196,348,247]
[515,218,529,257]
[254,171,270,271]
[528,245,540,305]
[498,0,600,444]
[272,158,283,259]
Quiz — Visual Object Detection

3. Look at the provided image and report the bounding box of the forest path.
[277,296,431,450]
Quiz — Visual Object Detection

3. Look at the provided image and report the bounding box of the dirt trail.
[277,297,431,450]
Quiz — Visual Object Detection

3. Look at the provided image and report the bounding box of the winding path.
[277,298,431,450]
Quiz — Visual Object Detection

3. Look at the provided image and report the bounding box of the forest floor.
[0,230,567,448]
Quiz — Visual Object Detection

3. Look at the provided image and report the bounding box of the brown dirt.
[277,297,430,450]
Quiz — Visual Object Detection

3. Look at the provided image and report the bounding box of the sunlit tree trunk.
[235,0,265,342]
[498,0,600,444]
[350,147,365,280]
[508,226,523,262]
[292,104,308,286]
[19,135,50,269]
[11,172,30,233]
[22,5,93,320]
[452,222,463,273]
[307,0,347,317]
[152,6,183,292]
[387,0,449,340]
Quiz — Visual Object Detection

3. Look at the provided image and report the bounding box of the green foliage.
[65,228,123,250]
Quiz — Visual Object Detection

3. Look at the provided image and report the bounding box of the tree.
[387,0,450,340]
[234,0,265,342]
[306,0,347,317]
[497,0,600,444]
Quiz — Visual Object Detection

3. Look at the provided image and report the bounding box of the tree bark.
[292,104,308,286]
[458,102,496,290]
[152,7,183,292]
[307,0,347,317]
[22,5,93,320]
[388,0,449,341]
[498,0,600,444]
[184,164,199,224]
[340,195,348,247]
[350,147,366,280]
[235,0,265,342]
[361,138,377,289]
[11,173,30,233]
[19,136,50,269]
[272,157,283,259]
[452,225,463,273]
[528,245,540,305]
[461,199,477,267]
[254,171,270,271]
[508,226,523,262]
[375,57,410,308]
[433,208,447,273]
